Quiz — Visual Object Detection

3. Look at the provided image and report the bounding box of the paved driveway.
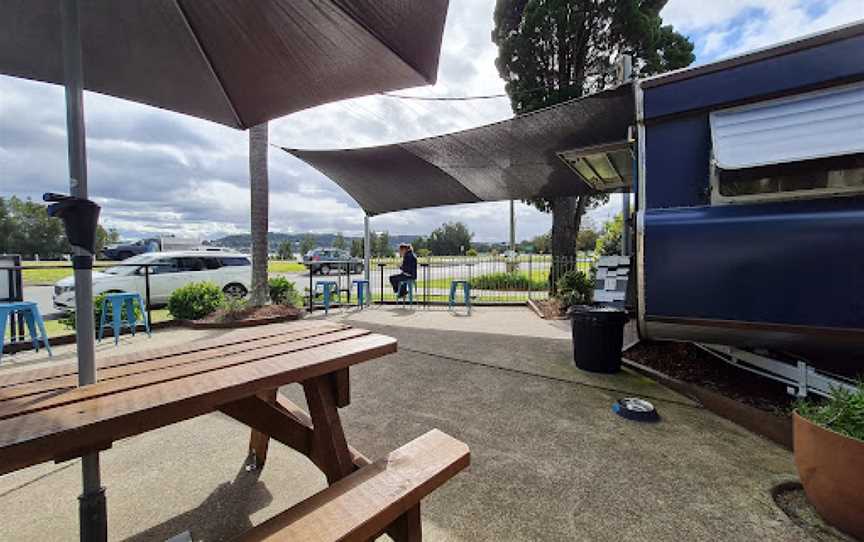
[0,316,823,541]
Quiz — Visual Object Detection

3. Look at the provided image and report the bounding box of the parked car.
[302,248,364,275]
[52,250,251,311]
[101,237,210,260]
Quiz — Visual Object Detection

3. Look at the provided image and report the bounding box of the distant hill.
[208,232,421,252]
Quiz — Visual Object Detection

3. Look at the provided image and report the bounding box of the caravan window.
[710,82,864,204]
[717,153,864,199]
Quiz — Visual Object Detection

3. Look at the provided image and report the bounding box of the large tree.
[248,123,270,306]
[0,195,117,259]
[492,0,693,266]
[427,222,473,256]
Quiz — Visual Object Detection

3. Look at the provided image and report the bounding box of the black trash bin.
[568,305,628,373]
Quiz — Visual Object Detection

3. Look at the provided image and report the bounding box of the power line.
[380,82,583,102]
[380,91,508,101]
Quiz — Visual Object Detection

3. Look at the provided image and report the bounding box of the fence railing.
[367,254,593,306]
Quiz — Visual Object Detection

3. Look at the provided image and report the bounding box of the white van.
[53,250,251,311]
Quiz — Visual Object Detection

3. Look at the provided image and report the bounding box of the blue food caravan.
[634,23,864,373]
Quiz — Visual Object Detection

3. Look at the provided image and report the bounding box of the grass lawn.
[20,261,76,285]
[268,260,306,273]
[4,308,173,340]
[20,260,306,285]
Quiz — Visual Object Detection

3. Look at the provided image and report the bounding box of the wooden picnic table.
[0,320,469,540]
[0,320,393,478]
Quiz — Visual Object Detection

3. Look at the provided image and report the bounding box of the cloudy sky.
[1,0,861,242]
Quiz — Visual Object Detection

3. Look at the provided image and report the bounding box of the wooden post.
[389,504,422,542]
[303,375,354,484]
[247,388,278,469]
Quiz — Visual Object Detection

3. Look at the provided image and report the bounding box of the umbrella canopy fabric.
[283,83,635,215]
[0,0,449,129]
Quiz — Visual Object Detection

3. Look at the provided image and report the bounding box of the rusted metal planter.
[793,412,864,540]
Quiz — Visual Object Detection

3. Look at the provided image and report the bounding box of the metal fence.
[366,254,593,306]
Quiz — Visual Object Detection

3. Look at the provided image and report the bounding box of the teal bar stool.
[449,280,471,315]
[98,292,151,346]
[397,279,416,307]
[353,279,370,309]
[315,281,340,315]
[0,301,52,363]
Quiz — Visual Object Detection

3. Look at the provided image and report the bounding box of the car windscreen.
[101,254,155,275]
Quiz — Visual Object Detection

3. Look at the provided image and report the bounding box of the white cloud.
[662,0,864,62]
[3,1,861,244]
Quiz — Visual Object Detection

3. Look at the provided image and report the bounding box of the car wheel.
[320,264,330,275]
[223,283,248,298]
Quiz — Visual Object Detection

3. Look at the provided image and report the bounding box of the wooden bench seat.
[240,429,469,542]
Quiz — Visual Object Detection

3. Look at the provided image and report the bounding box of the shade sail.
[284,83,635,215]
[710,81,864,170]
[0,0,449,129]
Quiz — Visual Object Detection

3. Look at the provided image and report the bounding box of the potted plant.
[558,270,627,373]
[793,381,864,540]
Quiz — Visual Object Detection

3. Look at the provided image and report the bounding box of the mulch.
[624,340,797,416]
[528,298,567,320]
[182,305,304,329]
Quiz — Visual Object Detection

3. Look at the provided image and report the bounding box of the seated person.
[389,243,417,298]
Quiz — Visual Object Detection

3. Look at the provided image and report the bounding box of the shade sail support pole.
[509,200,516,252]
[621,192,630,256]
[62,1,106,540]
[363,214,371,282]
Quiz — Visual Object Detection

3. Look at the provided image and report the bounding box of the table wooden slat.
[0,321,347,389]
[0,332,397,476]
[0,328,372,421]
[0,323,352,403]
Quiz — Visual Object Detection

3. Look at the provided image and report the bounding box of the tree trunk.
[249,123,269,307]
[549,195,588,292]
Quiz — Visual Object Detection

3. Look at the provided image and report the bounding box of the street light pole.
[62,1,106,540]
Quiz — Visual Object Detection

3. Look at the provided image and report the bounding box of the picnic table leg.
[303,374,354,484]
[389,504,422,542]
[247,388,278,470]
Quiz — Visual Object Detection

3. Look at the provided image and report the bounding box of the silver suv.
[303,248,364,275]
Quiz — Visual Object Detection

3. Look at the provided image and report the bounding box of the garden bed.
[180,304,303,329]
[526,298,567,320]
[623,340,797,449]
[624,340,796,415]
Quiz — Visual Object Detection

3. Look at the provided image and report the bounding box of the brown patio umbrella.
[0,1,448,540]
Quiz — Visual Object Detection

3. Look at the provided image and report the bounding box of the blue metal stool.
[353,279,370,309]
[98,292,151,346]
[0,301,52,363]
[315,281,340,315]
[449,280,472,315]
[397,279,416,307]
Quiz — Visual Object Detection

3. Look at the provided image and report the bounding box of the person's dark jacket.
[400,250,417,278]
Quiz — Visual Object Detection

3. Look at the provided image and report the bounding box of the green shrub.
[59,292,143,331]
[465,248,478,257]
[595,214,623,257]
[796,381,864,442]
[167,282,224,320]
[416,248,431,258]
[470,272,546,291]
[218,296,250,322]
[268,276,301,306]
[556,270,594,307]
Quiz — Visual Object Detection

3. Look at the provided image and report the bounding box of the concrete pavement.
[0,311,831,541]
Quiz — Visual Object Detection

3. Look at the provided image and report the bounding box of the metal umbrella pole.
[62,1,106,540]
[363,214,371,282]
